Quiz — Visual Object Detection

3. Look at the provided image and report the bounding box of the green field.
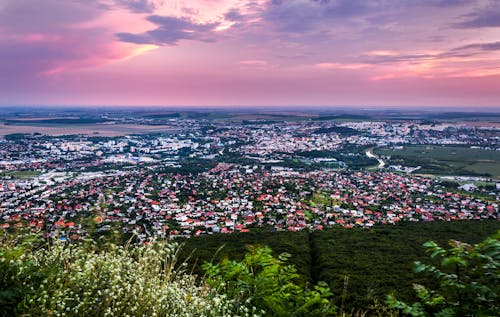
[179,220,500,310]
[0,170,41,179]
[375,145,500,178]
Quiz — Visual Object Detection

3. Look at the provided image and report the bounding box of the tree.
[203,246,336,316]
[387,230,500,316]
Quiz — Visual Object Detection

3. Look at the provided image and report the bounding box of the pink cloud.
[0,0,158,80]
[315,62,372,70]
[1,0,499,107]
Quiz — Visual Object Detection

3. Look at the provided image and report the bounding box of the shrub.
[1,235,248,316]
[0,233,43,317]
[203,245,337,316]
[387,230,500,316]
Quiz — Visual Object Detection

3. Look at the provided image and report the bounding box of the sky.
[0,0,499,108]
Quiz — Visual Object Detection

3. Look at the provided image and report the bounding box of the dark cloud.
[323,0,382,17]
[360,53,437,65]
[421,0,475,7]
[263,0,332,33]
[115,0,162,13]
[358,41,500,66]
[454,2,500,28]
[225,9,245,22]
[263,0,476,34]
[117,15,219,45]
[0,0,100,33]
[453,41,500,51]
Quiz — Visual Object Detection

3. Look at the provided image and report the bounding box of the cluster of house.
[1,119,498,174]
[1,163,497,242]
[340,121,498,146]
[1,118,498,242]
[0,133,221,172]
[239,128,343,155]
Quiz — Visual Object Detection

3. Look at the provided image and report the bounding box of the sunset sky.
[1,0,499,107]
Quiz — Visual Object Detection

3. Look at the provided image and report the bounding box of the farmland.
[375,145,500,178]
[0,123,177,137]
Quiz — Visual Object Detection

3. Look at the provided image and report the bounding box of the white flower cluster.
[15,240,254,316]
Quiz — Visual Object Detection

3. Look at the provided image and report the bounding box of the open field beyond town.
[0,123,177,137]
[375,145,500,178]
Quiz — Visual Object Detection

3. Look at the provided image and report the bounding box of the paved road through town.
[366,149,385,168]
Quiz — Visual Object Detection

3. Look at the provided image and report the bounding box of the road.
[365,149,385,168]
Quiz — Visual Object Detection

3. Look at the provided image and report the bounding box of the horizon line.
[1,104,500,111]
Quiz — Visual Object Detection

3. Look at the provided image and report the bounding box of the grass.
[310,192,338,207]
[465,162,500,176]
[0,123,177,137]
[0,170,41,179]
[0,237,245,317]
[375,145,500,178]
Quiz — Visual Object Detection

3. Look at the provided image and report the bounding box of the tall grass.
[1,234,249,316]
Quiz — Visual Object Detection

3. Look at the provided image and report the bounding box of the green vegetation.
[1,222,499,316]
[0,235,244,317]
[313,126,362,136]
[387,232,500,316]
[137,112,312,122]
[297,144,378,169]
[0,170,41,179]
[3,133,31,141]
[309,192,338,207]
[375,145,500,177]
[179,230,312,281]
[181,221,500,310]
[143,112,181,119]
[5,118,109,125]
[428,112,500,120]
[157,158,218,174]
[310,221,499,309]
[203,246,336,316]
[312,115,370,121]
[242,120,281,125]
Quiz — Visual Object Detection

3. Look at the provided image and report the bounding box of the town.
[1,111,499,242]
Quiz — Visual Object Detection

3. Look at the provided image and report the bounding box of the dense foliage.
[387,232,500,316]
[0,235,244,317]
[297,144,378,168]
[313,126,362,136]
[180,221,500,309]
[203,246,336,316]
[1,221,499,316]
